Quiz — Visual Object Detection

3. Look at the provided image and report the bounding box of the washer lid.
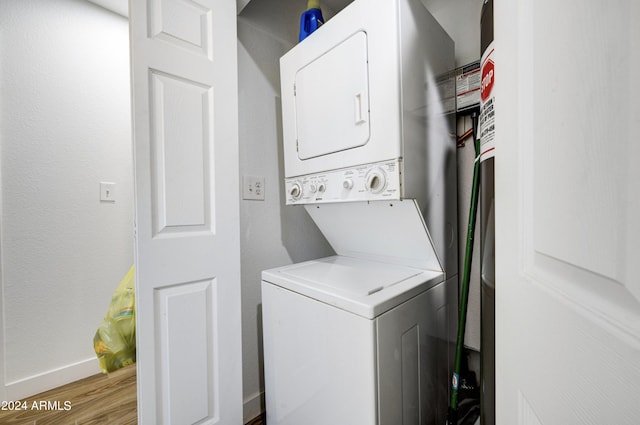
[262,256,444,319]
[304,199,443,271]
[280,255,422,297]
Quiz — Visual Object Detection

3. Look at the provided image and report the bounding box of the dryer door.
[294,31,371,160]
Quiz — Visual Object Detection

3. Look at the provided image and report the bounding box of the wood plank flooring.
[0,365,265,424]
[0,364,137,425]
[246,413,265,425]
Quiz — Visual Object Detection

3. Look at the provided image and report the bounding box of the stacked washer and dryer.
[261,0,457,424]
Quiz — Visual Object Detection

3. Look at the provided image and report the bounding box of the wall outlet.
[100,182,116,202]
[243,176,265,201]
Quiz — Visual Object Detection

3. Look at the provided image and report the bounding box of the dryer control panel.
[285,160,402,205]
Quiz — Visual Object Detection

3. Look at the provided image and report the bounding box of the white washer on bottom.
[262,255,457,425]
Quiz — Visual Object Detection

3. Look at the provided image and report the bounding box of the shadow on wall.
[237,4,334,265]
[237,15,284,94]
[255,303,265,391]
[275,96,335,263]
[237,16,334,264]
[237,16,333,420]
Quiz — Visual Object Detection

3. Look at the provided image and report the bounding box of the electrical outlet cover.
[243,176,265,200]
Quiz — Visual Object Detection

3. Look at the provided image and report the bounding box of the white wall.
[0,0,133,399]
[237,7,335,422]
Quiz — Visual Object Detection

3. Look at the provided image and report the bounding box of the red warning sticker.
[479,42,496,162]
[481,59,494,102]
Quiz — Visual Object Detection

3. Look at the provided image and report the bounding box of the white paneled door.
[496,1,640,424]
[129,1,242,424]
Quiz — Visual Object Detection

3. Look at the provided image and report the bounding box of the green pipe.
[448,116,481,424]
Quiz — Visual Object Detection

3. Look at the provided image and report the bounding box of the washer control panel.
[285,160,402,205]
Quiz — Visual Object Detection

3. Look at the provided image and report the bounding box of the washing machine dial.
[365,168,387,194]
[309,183,317,193]
[289,182,303,200]
[317,183,326,193]
[342,178,354,190]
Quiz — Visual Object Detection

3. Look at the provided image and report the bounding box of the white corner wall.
[0,0,133,399]
[423,0,483,67]
[237,9,334,422]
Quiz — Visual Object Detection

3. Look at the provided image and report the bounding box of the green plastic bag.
[93,266,136,373]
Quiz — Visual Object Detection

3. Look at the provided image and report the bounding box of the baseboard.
[4,357,102,400]
[243,390,265,423]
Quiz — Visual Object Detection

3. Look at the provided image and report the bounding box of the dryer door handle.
[354,93,367,125]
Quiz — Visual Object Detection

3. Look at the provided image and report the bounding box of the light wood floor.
[0,365,265,425]
[0,364,137,425]
[246,413,265,425]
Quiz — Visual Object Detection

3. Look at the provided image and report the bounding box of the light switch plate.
[100,182,116,202]
[243,176,265,201]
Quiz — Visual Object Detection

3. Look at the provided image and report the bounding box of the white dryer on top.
[280,0,456,208]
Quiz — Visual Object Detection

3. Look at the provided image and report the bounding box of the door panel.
[530,0,633,284]
[149,70,212,233]
[149,0,213,58]
[157,280,217,424]
[496,1,640,424]
[130,0,241,424]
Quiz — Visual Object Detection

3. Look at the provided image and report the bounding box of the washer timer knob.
[365,168,387,194]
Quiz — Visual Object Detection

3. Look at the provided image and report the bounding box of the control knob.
[289,182,303,200]
[365,168,387,194]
